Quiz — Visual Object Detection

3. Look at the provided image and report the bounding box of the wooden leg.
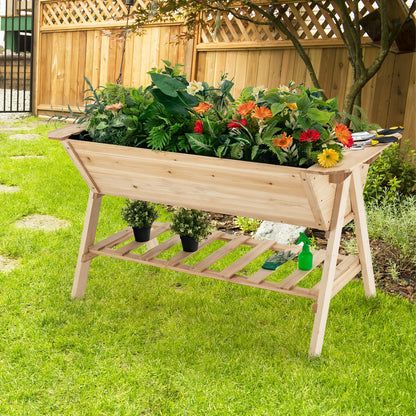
[350,167,376,297]
[71,191,103,299]
[309,175,351,357]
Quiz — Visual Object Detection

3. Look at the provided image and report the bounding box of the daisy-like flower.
[252,85,266,99]
[278,85,290,93]
[252,106,273,120]
[299,129,320,142]
[194,120,203,134]
[227,118,248,129]
[285,102,298,110]
[237,101,255,116]
[104,102,123,112]
[193,102,213,114]
[187,80,204,95]
[334,124,353,148]
[317,148,339,168]
[273,132,293,149]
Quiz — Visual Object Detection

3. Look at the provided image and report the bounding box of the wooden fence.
[34,0,415,145]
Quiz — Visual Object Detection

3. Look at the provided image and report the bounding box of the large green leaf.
[151,90,189,116]
[296,92,311,112]
[306,108,335,125]
[186,133,215,156]
[271,102,285,115]
[150,73,185,97]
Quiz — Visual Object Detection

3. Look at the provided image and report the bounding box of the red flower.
[299,129,320,142]
[227,118,248,129]
[194,120,203,134]
[335,124,353,148]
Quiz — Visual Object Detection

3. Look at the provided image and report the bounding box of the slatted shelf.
[85,221,358,302]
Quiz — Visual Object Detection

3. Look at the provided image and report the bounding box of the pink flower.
[104,102,123,112]
[227,118,248,129]
[299,129,320,142]
[194,120,203,134]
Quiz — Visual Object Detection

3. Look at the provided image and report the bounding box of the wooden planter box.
[49,124,393,357]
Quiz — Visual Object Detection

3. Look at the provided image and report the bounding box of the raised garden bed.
[49,123,394,357]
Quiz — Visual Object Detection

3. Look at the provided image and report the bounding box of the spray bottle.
[296,232,313,271]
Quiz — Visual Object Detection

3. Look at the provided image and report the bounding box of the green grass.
[0,118,415,415]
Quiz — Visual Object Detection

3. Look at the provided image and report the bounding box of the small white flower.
[252,85,266,100]
[278,85,290,93]
[187,80,203,96]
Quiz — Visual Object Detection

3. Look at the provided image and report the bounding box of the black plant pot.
[132,226,152,242]
[180,235,199,252]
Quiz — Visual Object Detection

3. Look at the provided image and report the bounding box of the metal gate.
[0,0,33,112]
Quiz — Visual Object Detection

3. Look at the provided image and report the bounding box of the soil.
[208,213,416,304]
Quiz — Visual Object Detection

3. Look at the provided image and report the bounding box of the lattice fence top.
[40,0,147,27]
[200,1,382,44]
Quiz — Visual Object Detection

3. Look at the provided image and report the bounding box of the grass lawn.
[0,118,415,415]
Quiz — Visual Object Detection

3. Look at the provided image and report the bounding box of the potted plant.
[121,199,159,242]
[170,207,212,252]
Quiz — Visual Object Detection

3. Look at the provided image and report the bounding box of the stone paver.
[0,184,20,193]
[0,254,19,273]
[13,214,71,231]
[8,133,43,140]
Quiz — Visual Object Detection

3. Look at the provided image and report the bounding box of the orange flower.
[273,132,293,149]
[253,106,273,120]
[285,103,298,110]
[193,102,213,114]
[334,124,353,148]
[237,101,256,116]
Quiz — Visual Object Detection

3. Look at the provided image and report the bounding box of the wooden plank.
[72,192,102,298]
[193,234,250,273]
[309,175,352,356]
[277,249,326,290]
[247,267,277,284]
[90,228,132,252]
[349,167,376,297]
[403,53,416,149]
[220,239,276,279]
[166,231,224,266]
[139,235,181,261]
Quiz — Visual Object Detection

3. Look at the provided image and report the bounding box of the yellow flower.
[317,148,339,168]
[285,102,298,110]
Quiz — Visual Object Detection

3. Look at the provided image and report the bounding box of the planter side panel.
[68,140,335,229]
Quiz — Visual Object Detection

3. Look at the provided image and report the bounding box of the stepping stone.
[13,215,71,231]
[0,184,20,193]
[8,134,43,140]
[254,221,306,245]
[0,254,18,273]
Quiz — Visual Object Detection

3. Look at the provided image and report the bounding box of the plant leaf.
[307,108,335,125]
[186,133,215,156]
[150,73,184,97]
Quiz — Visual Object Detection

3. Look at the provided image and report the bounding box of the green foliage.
[121,199,159,228]
[233,216,261,233]
[170,207,212,241]
[364,141,416,203]
[342,105,381,132]
[144,102,193,152]
[367,195,416,279]
[79,77,153,147]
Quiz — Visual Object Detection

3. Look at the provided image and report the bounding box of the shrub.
[170,208,212,241]
[121,200,159,228]
[233,216,261,233]
[364,140,416,204]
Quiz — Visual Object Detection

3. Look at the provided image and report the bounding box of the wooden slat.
[193,234,250,273]
[166,231,224,267]
[139,235,180,261]
[247,267,276,284]
[277,249,326,290]
[90,228,132,251]
[221,239,276,279]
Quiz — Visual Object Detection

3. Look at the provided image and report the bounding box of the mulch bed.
[208,213,416,304]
